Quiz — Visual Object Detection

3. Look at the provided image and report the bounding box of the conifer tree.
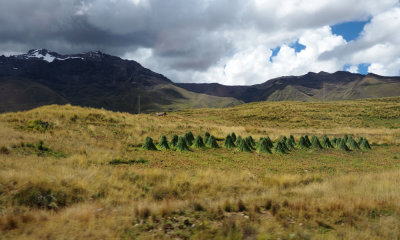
[176,136,190,152]
[256,138,271,153]
[235,136,243,146]
[311,135,322,149]
[280,139,290,152]
[360,138,372,150]
[358,137,364,145]
[170,134,179,148]
[332,137,338,146]
[230,132,237,142]
[289,135,295,144]
[335,138,342,148]
[248,136,256,146]
[286,138,295,150]
[193,135,205,149]
[142,136,157,150]
[207,135,219,148]
[343,134,349,143]
[184,131,195,146]
[224,135,236,149]
[157,135,170,150]
[245,136,255,150]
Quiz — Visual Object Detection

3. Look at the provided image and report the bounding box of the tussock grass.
[0,98,400,239]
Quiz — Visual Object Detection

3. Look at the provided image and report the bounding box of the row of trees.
[142,132,372,153]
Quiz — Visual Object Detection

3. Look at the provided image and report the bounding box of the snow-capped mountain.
[14,49,108,62]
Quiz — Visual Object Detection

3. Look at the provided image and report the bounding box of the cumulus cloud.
[0,0,399,84]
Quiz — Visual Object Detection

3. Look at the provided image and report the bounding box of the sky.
[0,0,399,85]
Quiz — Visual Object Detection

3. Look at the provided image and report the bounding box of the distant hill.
[177,71,400,102]
[0,49,241,113]
[1,49,399,113]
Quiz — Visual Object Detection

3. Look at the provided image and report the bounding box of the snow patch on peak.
[25,49,56,62]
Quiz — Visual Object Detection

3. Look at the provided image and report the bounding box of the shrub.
[347,136,360,150]
[170,134,179,148]
[37,140,49,152]
[224,135,236,149]
[311,136,322,149]
[157,135,170,150]
[13,186,71,209]
[193,135,206,149]
[207,135,219,149]
[273,141,286,154]
[247,136,256,147]
[343,134,349,143]
[358,137,364,145]
[109,158,147,165]
[230,132,237,142]
[289,135,295,143]
[360,138,372,150]
[337,138,349,151]
[0,146,10,155]
[142,137,157,151]
[27,120,51,132]
[256,138,271,153]
[298,136,309,149]
[176,137,190,152]
[237,138,252,152]
[279,139,290,152]
[334,138,342,148]
[332,137,338,146]
[184,131,195,146]
[322,135,334,148]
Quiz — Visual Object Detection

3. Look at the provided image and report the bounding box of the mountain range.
[1,49,399,113]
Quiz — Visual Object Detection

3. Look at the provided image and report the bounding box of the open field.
[1,97,400,239]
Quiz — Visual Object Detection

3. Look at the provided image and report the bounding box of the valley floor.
[1,98,400,239]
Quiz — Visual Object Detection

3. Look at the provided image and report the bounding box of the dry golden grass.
[0,97,400,239]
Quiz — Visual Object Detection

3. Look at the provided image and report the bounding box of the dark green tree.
[235,136,243,146]
[337,138,349,151]
[245,136,255,150]
[193,135,205,149]
[265,137,274,149]
[289,135,295,144]
[273,142,286,154]
[304,135,311,147]
[204,132,211,144]
[142,136,157,150]
[157,135,170,150]
[286,138,295,150]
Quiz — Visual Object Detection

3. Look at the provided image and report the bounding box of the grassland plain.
[0,97,400,239]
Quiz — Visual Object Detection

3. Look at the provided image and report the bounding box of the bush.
[332,137,338,146]
[247,136,256,147]
[230,132,237,142]
[289,135,295,143]
[157,135,170,150]
[311,136,322,149]
[360,138,372,150]
[322,135,334,148]
[358,137,364,145]
[193,135,206,149]
[207,135,219,149]
[37,140,49,152]
[235,136,243,146]
[237,138,252,152]
[176,136,190,152]
[27,120,51,132]
[343,134,349,143]
[184,131,195,146]
[334,138,342,148]
[142,137,157,151]
[170,134,179,148]
[337,138,349,151]
[224,135,236,149]
[273,141,286,154]
[0,146,10,155]
[13,186,71,209]
[279,139,290,152]
[109,158,147,165]
[256,138,271,153]
[347,136,360,150]
[298,136,309,149]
